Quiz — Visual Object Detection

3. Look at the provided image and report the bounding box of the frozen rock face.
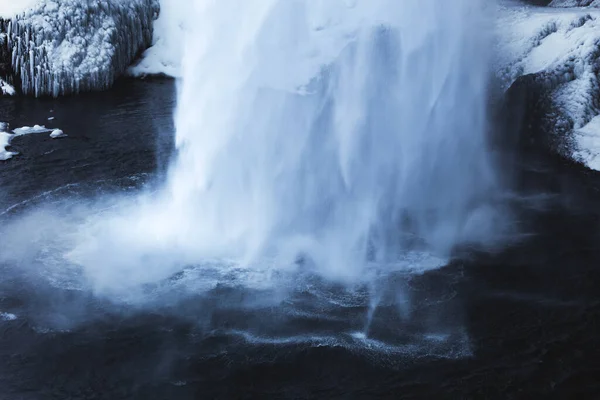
[0,18,13,94]
[0,0,159,97]
[550,0,600,7]
[497,3,600,170]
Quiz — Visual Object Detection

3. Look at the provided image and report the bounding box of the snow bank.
[12,125,53,136]
[496,4,600,170]
[1,0,159,97]
[0,129,15,160]
[0,122,66,161]
[0,0,38,18]
[573,115,600,170]
[128,0,184,78]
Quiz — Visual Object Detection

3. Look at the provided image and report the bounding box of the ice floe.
[0,122,66,161]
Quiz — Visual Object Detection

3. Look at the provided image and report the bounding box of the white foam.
[228,329,462,357]
[0,312,17,321]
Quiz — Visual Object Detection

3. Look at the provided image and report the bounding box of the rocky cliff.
[0,0,158,97]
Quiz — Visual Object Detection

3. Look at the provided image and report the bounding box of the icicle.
[1,0,159,97]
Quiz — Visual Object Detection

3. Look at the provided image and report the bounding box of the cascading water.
[144,0,500,281]
[0,0,504,354]
[30,0,504,300]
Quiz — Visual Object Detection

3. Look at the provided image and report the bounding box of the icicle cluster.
[0,18,13,91]
[0,0,159,97]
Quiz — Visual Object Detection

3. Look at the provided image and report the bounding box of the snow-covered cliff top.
[0,0,37,18]
[128,0,183,77]
[550,0,600,6]
[1,0,158,96]
[496,1,600,170]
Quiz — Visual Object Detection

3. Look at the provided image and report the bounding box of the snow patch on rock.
[0,0,38,18]
[0,129,16,160]
[0,77,14,95]
[12,125,53,136]
[573,115,600,170]
[550,0,600,7]
[128,0,184,78]
[496,4,600,170]
[50,129,66,138]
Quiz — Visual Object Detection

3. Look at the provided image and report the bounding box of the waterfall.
[55,0,506,298]
[149,0,501,280]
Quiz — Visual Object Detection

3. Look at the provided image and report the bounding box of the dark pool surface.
[0,78,175,211]
[1,78,600,399]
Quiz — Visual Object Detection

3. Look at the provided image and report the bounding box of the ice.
[0,78,15,95]
[2,0,159,97]
[550,0,600,6]
[495,6,597,87]
[49,129,66,139]
[12,125,53,136]
[573,115,600,170]
[0,129,16,161]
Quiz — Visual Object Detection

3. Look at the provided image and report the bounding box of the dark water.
[1,79,600,399]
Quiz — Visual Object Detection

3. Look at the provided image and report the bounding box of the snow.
[0,0,38,18]
[0,129,15,161]
[496,2,600,170]
[12,125,53,136]
[128,0,185,78]
[550,0,600,6]
[573,115,600,170]
[0,122,66,161]
[495,5,598,87]
[2,0,159,96]
[0,78,15,95]
[50,129,66,138]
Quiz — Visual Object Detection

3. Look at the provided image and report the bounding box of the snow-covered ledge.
[0,0,159,97]
[496,1,600,171]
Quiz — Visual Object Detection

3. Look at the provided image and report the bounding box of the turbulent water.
[2,0,504,352]
[74,0,502,288]
[5,3,600,398]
